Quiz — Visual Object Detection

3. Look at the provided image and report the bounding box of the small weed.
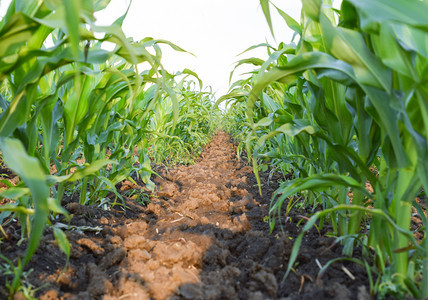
[0,256,47,300]
[124,189,151,206]
[377,268,410,300]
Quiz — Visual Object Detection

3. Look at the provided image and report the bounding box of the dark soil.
[0,132,373,299]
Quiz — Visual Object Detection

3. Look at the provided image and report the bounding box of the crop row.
[0,0,218,296]
[220,0,428,298]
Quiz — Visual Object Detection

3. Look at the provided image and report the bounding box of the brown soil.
[1,132,372,299]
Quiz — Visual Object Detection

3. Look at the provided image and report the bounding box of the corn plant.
[222,0,428,297]
[147,71,218,165]
[0,0,212,296]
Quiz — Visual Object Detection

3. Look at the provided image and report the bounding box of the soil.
[0,132,374,299]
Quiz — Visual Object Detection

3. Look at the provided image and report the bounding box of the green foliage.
[222,0,428,298]
[0,0,218,297]
[147,74,218,165]
[4,0,426,298]
[0,254,44,300]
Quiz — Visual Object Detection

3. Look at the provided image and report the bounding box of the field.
[0,0,427,299]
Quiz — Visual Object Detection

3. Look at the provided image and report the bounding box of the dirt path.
[1,132,371,299]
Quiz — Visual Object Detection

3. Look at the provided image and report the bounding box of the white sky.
[95,0,302,97]
[0,1,343,97]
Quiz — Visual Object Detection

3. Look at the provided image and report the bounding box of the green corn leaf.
[142,38,195,56]
[229,57,266,83]
[247,52,356,125]
[53,227,70,258]
[284,204,422,280]
[213,90,247,112]
[283,229,304,278]
[85,23,138,65]
[271,174,368,213]
[234,57,266,69]
[260,0,274,38]
[319,13,392,92]
[0,12,40,57]
[391,23,428,59]
[47,197,69,216]
[302,0,321,22]
[273,4,302,35]
[163,84,180,134]
[93,0,111,12]
[140,153,156,191]
[0,204,34,215]
[0,0,17,30]
[67,159,116,182]
[52,226,70,273]
[180,68,203,90]
[15,0,42,17]
[63,74,95,146]
[0,187,30,200]
[371,23,415,79]
[262,92,282,113]
[362,86,410,168]
[258,48,292,78]
[256,122,317,148]
[97,176,124,201]
[346,0,428,31]
[39,94,63,166]
[237,43,276,56]
[0,138,49,282]
[256,116,274,127]
[62,0,80,59]
[112,0,131,27]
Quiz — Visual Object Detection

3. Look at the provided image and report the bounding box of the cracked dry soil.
[1,132,372,299]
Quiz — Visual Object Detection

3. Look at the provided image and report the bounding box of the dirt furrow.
[1,132,371,300]
[102,131,370,300]
[118,131,264,299]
